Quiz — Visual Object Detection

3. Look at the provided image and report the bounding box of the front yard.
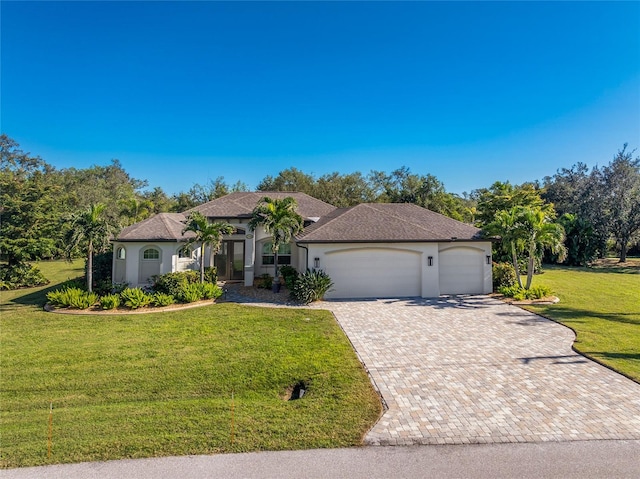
[0,261,381,468]
[526,260,640,382]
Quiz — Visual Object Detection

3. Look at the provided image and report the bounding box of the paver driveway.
[323,296,640,445]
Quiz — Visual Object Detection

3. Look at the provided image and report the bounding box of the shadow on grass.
[0,276,84,312]
[531,305,640,326]
[585,351,640,362]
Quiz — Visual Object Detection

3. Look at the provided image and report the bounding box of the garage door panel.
[324,249,421,299]
[439,248,483,295]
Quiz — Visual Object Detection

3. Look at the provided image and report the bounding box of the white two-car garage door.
[439,247,485,295]
[323,248,421,299]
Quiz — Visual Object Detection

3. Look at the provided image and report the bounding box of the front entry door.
[215,241,245,281]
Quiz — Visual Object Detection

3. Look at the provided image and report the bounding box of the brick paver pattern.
[323,296,640,445]
[225,289,640,446]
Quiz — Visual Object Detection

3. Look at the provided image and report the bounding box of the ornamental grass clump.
[199,282,223,300]
[498,284,552,301]
[177,283,203,303]
[120,287,153,309]
[46,287,98,309]
[152,292,175,307]
[99,293,121,310]
[290,270,334,304]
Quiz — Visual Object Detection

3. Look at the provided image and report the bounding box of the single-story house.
[112,192,492,298]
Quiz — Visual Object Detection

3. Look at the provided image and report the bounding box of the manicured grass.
[525,261,640,382]
[0,261,381,468]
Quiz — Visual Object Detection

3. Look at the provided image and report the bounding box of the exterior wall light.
[486,255,491,265]
[427,256,433,266]
[314,257,320,268]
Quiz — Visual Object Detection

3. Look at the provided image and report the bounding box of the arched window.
[143,248,160,260]
[178,246,192,258]
[116,247,126,260]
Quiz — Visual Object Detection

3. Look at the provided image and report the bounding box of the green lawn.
[525,261,640,382]
[0,261,381,468]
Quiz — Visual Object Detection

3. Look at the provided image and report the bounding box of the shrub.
[0,262,49,290]
[99,294,121,310]
[258,273,273,290]
[111,282,129,294]
[199,282,223,300]
[290,269,334,304]
[46,287,98,309]
[204,266,217,284]
[150,271,199,296]
[177,283,202,303]
[120,287,153,309]
[152,292,175,307]
[279,265,299,290]
[90,251,113,286]
[492,262,517,290]
[498,284,553,301]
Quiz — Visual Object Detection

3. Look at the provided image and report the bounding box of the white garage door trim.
[323,247,421,299]
[439,246,484,295]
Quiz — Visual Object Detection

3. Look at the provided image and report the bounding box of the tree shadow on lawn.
[584,351,640,362]
[0,281,68,312]
[531,306,640,327]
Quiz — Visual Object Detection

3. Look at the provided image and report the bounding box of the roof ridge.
[158,212,176,238]
[297,206,350,238]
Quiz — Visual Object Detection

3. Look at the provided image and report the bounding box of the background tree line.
[1,133,638,288]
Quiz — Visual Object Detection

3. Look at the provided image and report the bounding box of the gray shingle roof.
[296,203,482,243]
[190,191,336,220]
[116,213,195,242]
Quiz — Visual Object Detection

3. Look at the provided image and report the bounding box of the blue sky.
[2,1,639,196]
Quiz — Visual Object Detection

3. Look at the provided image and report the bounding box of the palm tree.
[485,207,526,288]
[518,207,567,289]
[248,196,304,289]
[65,203,113,292]
[182,211,235,283]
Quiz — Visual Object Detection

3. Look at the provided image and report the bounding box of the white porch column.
[244,233,256,286]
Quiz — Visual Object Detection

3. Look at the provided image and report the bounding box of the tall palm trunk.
[87,240,94,293]
[525,242,536,290]
[273,250,280,284]
[200,243,206,283]
[511,243,523,288]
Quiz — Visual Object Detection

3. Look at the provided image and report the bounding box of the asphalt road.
[3,441,639,479]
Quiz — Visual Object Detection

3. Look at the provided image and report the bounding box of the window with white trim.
[261,242,291,265]
[143,248,160,260]
[116,247,126,260]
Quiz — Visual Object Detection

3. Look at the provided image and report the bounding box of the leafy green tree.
[64,203,114,292]
[601,145,640,262]
[248,197,304,288]
[314,171,375,207]
[58,160,147,227]
[543,163,607,259]
[257,167,316,194]
[182,211,236,283]
[370,167,469,221]
[485,206,566,290]
[119,197,153,226]
[475,181,551,227]
[558,213,597,266]
[484,208,526,288]
[0,135,62,265]
[518,207,567,289]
